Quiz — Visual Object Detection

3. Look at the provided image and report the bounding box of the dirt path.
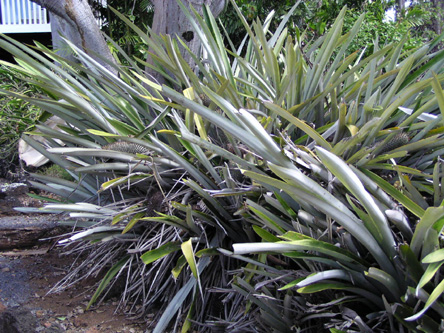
[0,240,148,332]
[0,180,149,332]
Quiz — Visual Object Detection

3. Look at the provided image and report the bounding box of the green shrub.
[0,66,42,177]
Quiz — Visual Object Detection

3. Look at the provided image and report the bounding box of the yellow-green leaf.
[122,212,145,234]
[181,239,198,279]
[140,242,181,265]
[172,255,187,280]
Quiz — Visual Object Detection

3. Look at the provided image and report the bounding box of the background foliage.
[97,0,154,59]
[0,67,42,177]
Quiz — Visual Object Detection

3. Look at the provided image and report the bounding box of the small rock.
[73,317,87,328]
[0,307,38,333]
[0,183,28,196]
[43,321,52,328]
[35,310,45,318]
[1,267,10,272]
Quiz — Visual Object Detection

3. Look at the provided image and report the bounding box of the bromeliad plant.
[230,148,444,332]
[2,0,444,331]
[143,3,444,331]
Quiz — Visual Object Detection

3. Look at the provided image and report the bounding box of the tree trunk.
[149,0,226,84]
[396,0,406,21]
[431,0,444,36]
[31,0,116,73]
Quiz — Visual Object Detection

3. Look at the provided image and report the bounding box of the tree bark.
[31,0,227,79]
[31,0,116,73]
[396,0,406,21]
[431,0,444,36]
[149,0,226,84]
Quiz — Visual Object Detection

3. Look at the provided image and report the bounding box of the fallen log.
[0,216,60,250]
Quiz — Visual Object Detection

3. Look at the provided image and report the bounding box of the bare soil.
[0,238,149,332]
[0,178,151,332]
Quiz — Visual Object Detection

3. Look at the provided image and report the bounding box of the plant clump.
[2,1,444,332]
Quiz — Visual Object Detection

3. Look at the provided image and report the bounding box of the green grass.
[36,164,73,181]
